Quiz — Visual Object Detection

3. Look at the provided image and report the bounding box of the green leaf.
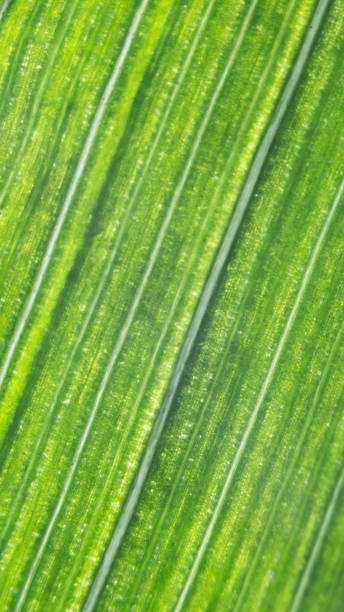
[0,0,343,610]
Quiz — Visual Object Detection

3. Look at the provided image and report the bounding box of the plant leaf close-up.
[0,0,343,610]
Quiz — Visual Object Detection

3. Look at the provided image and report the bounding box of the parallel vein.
[0,0,150,393]
[14,3,259,608]
[0,0,216,551]
[174,175,343,611]
[85,1,332,609]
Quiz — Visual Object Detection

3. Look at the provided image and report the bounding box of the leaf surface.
[0,0,343,610]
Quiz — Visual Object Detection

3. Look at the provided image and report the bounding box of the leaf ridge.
[83,2,333,609]
[13,3,260,608]
[0,0,11,23]
[12,2,259,608]
[290,467,344,612]
[0,0,217,561]
[233,318,344,611]
[125,312,244,608]
[8,1,152,608]
[0,0,79,208]
[174,174,343,611]
[0,0,150,396]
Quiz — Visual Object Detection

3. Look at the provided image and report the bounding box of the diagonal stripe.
[0,0,216,555]
[0,0,11,22]
[11,1,151,609]
[84,1,333,610]
[174,172,343,611]
[119,0,304,584]
[14,2,259,609]
[0,0,150,394]
[0,0,80,207]
[233,318,344,612]
[290,467,344,612]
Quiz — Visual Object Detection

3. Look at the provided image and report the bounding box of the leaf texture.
[0,0,343,610]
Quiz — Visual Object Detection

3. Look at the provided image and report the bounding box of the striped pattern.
[0,0,343,610]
